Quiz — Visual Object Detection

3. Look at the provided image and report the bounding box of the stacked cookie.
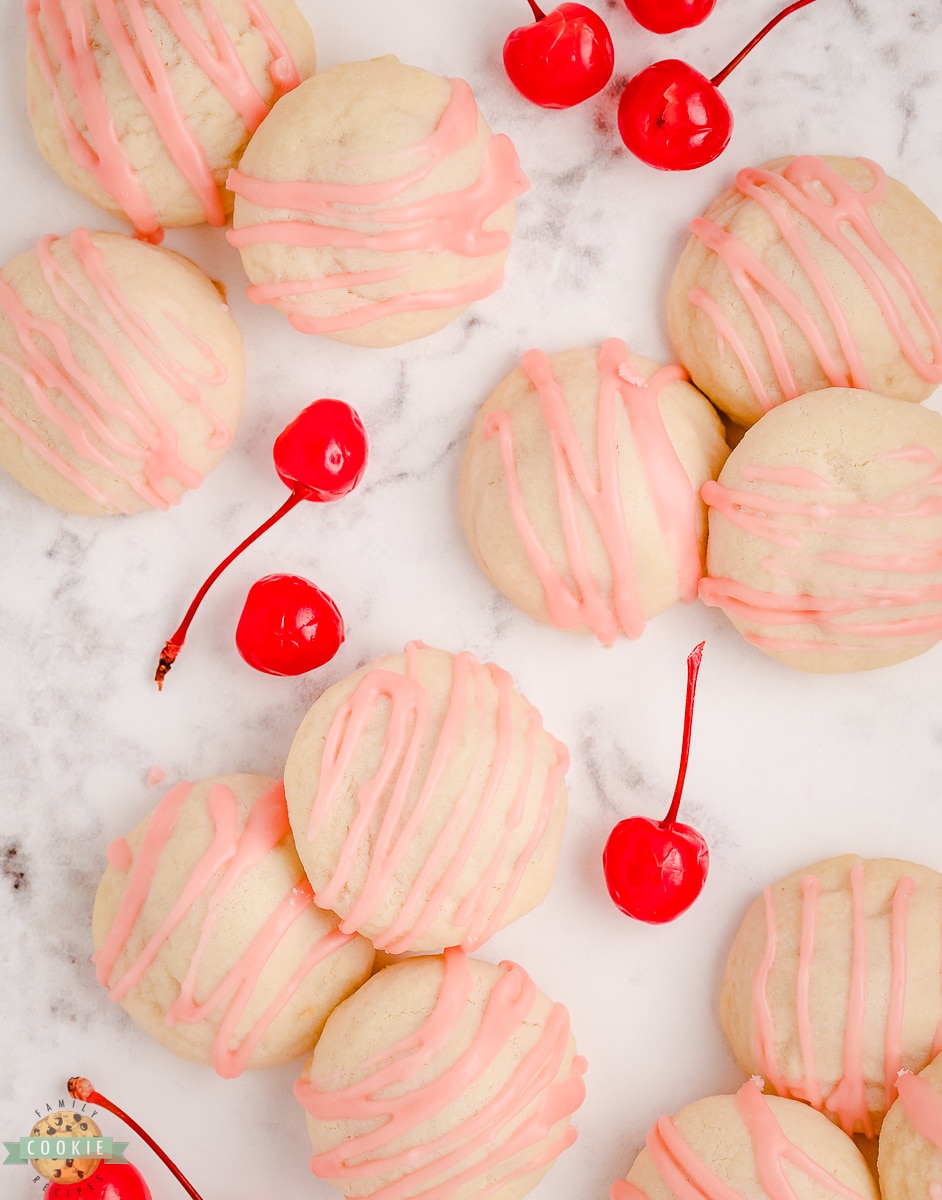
[460,155,942,674]
[93,642,586,1200]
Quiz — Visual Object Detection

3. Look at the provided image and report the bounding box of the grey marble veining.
[2,1,942,1197]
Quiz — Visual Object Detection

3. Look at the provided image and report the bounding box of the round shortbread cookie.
[460,341,729,643]
[878,1054,942,1200]
[611,1082,879,1200]
[284,641,569,954]
[0,229,244,515]
[228,56,528,347]
[26,0,316,240]
[720,855,942,1138]
[295,949,586,1200]
[92,774,375,1078]
[667,155,942,428]
[699,387,942,673]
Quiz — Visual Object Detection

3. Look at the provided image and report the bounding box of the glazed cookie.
[93,774,375,1078]
[228,56,528,347]
[284,641,569,953]
[611,1080,879,1200]
[26,0,317,241]
[460,340,729,643]
[878,1055,942,1200]
[699,387,942,673]
[668,155,942,428]
[295,948,586,1200]
[720,855,942,1137]
[0,229,244,515]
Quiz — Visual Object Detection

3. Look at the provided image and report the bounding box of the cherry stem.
[155,489,306,689]
[67,1077,205,1200]
[526,0,546,19]
[660,641,705,830]
[710,0,817,88]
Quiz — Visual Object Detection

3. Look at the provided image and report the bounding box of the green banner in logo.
[3,1137,128,1165]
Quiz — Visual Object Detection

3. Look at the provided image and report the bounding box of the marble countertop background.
[2,1,942,1197]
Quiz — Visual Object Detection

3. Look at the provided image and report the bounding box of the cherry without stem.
[155,398,366,689]
[602,641,709,924]
[622,0,716,35]
[503,0,615,109]
[617,0,818,171]
[66,1077,203,1200]
[236,573,344,676]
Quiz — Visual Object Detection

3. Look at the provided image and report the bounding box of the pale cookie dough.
[700,387,942,673]
[228,55,528,347]
[612,1081,879,1200]
[26,0,317,240]
[0,229,244,515]
[93,774,375,1078]
[720,855,942,1137]
[460,341,729,643]
[284,641,569,953]
[668,155,942,428]
[879,1054,942,1200]
[296,949,586,1200]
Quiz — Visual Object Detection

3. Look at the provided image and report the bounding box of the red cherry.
[67,1078,204,1200]
[236,574,343,676]
[617,0,818,170]
[503,0,614,109]
[48,1162,152,1200]
[622,0,716,34]
[273,397,367,501]
[155,398,367,688]
[602,642,709,923]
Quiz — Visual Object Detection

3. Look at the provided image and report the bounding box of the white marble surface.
[2,1,942,1197]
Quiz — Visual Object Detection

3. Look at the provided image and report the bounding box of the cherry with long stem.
[68,1077,204,1200]
[602,641,709,924]
[618,0,818,171]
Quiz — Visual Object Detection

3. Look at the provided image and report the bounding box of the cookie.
[0,229,244,515]
[26,0,316,240]
[699,387,942,672]
[228,56,528,347]
[92,774,375,1078]
[460,341,729,642]
[667,155,942,427]
[611,1080,878,1200]
[720,855,942,1137]
[878,1055,942,1200]
[284,641,569,953]
[295,948,586,1200]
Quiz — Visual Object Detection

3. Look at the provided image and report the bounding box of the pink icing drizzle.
[26,0,302,241]
[614,1081,872,1200]
[295,947,587,1200]
[93,779,357,1078]
[0,229,232,511]
[226,77,528,334]
[483,341,704,644]
[750,863,920,1135]
[305,642,568,953]
[896,1070,942,1150]
[687,156,942,410]
[700,449,942,654]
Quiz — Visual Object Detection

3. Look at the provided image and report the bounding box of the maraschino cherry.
[622,0,715,34]
[602,641,708,923]
[62,1076,204,1200]
[617,0,817,170]
[47,1161,152,1200]
[236,574,343,675]
[155,398,366,688]
[503,0,615,109]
